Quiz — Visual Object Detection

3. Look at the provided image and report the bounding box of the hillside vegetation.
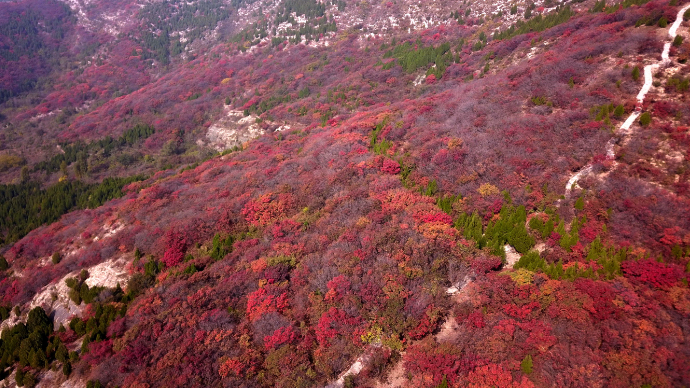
[0,0,690,387]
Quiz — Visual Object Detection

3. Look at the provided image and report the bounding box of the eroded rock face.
[205,109,265,151]
[204,107,297,151]
[0,256,131,332]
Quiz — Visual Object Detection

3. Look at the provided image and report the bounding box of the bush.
[613,105,625,118]
[86,380,104,388]
[639,112,651,126]
[631,66,640,81]
[69,317,86,336]
[26,310,50,336]
[210,233,234,260]
[507,227,536,254]
[531,96,549,106]
[51,252,61,264]
[0,305,10,321]
[55,344,68,362]
[183,263,197,274]
[80,283,103,304]
[127,273,154,297]
[0,255,8,270]
[521,354,533,374]
[478,183,500,197]
[0,154,25,172]
[621,259,683,289]
[514,251,545,271]
[673,35,683,47]
[24,372,38,387]
[574,197,584,210]
[667,75,689,92]
[494,6,574,40]
[658,16,667,28]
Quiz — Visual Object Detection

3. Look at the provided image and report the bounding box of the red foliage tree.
[621,259,683,289]
[315,307,361,347]
[403,340,462,387]
[246,286,289,321]
[407,305,440,340]
[162,230,187,267]
[263,326,298,350]
[467,363,535,388]
[242,193,296,227]
[324,275,351,302]
[380,158,401,174]
[82,340,113,366]
[467,311,486,328]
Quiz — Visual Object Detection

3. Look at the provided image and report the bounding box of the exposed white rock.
[413,73,426,86]
[446,274,473,296]
[205,106,301,151]
[83,256,130,289]
[503,244,521,269]
[0,256,130,333]
[564,165,592,198]
[205,109,266,151]
[93,221,124,242]
[327,350,373,388]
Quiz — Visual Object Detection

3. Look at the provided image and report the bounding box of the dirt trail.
[564,3,690,197]
[329,249,517,387]
[328,6,690,387]
[327,346,381,388]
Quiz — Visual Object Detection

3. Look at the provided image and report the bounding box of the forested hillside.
[0,0,690,387]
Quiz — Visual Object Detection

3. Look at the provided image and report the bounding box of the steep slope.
[0,0,689,388]
[0,0,589,186]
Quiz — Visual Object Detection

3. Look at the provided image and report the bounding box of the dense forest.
[137,0,231,64]
[0,0,73,103]
[0,175,145,246]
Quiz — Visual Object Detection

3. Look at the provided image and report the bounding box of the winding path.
[328,5,690,387]
[565,4,690,197]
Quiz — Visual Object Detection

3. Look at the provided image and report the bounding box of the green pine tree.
[62,361,71,376]
[632,66,640,81]
[639,112,651,126]
[658,16,668,28]
[613,105,625,118]
[574,197,584,210]
[673,35,684,47]
[521,354,533,374]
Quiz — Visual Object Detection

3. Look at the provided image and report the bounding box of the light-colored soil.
[204,107,299,151]
[1,255,131,333]
[563,3,690,197]
[503,245,521,269]
[375,356,408,388]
